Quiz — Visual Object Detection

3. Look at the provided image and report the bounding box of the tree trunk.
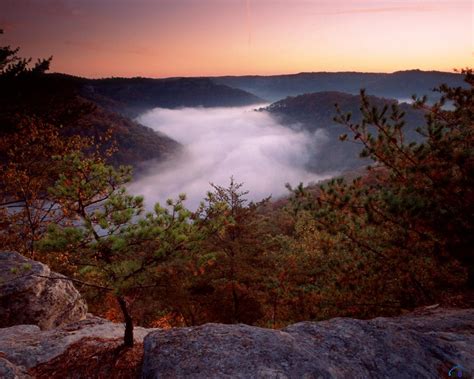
[117,295,134,347]
[231,281,239,323]
[272,296,278,328]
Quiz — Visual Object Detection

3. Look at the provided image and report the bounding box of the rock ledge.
[142,308,474,379]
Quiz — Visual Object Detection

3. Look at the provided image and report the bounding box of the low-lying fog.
[129,106,331,209]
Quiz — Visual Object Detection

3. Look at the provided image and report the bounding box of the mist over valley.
[129,105,330,208]
[1,2,472,376]
[127,86,429,209]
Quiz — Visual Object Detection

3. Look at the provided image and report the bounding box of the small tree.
[189,178,275,324]
[40,153,193,346]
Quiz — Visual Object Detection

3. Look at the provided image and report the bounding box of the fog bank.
[129,106,330,209]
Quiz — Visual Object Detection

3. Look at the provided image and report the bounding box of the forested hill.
[214,70,465,101]
[264,91,425,130]
[0,73,180,167]
[81,76,264,118]
[261,91,426,173]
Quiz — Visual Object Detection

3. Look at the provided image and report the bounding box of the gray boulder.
[142,308,474,379]
[0,251,87,330]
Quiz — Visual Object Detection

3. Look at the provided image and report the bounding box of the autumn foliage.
[1,31,472,343]
[286,69,473,316]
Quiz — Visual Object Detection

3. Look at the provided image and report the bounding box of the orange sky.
[1,0,472,78]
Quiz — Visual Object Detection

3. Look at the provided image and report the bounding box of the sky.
[0,0,472,78]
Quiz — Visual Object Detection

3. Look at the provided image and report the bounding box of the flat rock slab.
[142,308,474,379]
[0,316,153,371]
[0,251,87,330]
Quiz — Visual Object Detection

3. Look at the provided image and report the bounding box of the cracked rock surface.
[142,308,474,379]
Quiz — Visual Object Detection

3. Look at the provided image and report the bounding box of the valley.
[1,3,473,376]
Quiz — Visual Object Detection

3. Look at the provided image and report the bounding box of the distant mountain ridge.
[81,76,264,118]
[213,70,465,102]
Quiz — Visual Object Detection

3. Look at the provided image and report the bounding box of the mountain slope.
[0,73,180,167]
[75,104,180,167]
[262,91,426,173]
[81,76,264,118]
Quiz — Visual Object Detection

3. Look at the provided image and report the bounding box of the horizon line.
[49,68,462,81]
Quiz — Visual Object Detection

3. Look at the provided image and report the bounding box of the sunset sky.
[1,0,472,78]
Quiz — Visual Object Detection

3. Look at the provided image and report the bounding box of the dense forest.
[1,36,472,347]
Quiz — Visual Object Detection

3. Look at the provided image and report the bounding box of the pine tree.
[39,153,194,346]
[288,69,473,313]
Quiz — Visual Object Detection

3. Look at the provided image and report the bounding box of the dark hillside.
[261,91,426,173]
[72,105,180,168]
[83,77,264,118]
[0,73,179,167]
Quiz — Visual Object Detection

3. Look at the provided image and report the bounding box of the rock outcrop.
[0,316,152,376]
[0,251,87,330]
[1,253,473,378]
[142,308,474,379]
[0,356,30,379]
